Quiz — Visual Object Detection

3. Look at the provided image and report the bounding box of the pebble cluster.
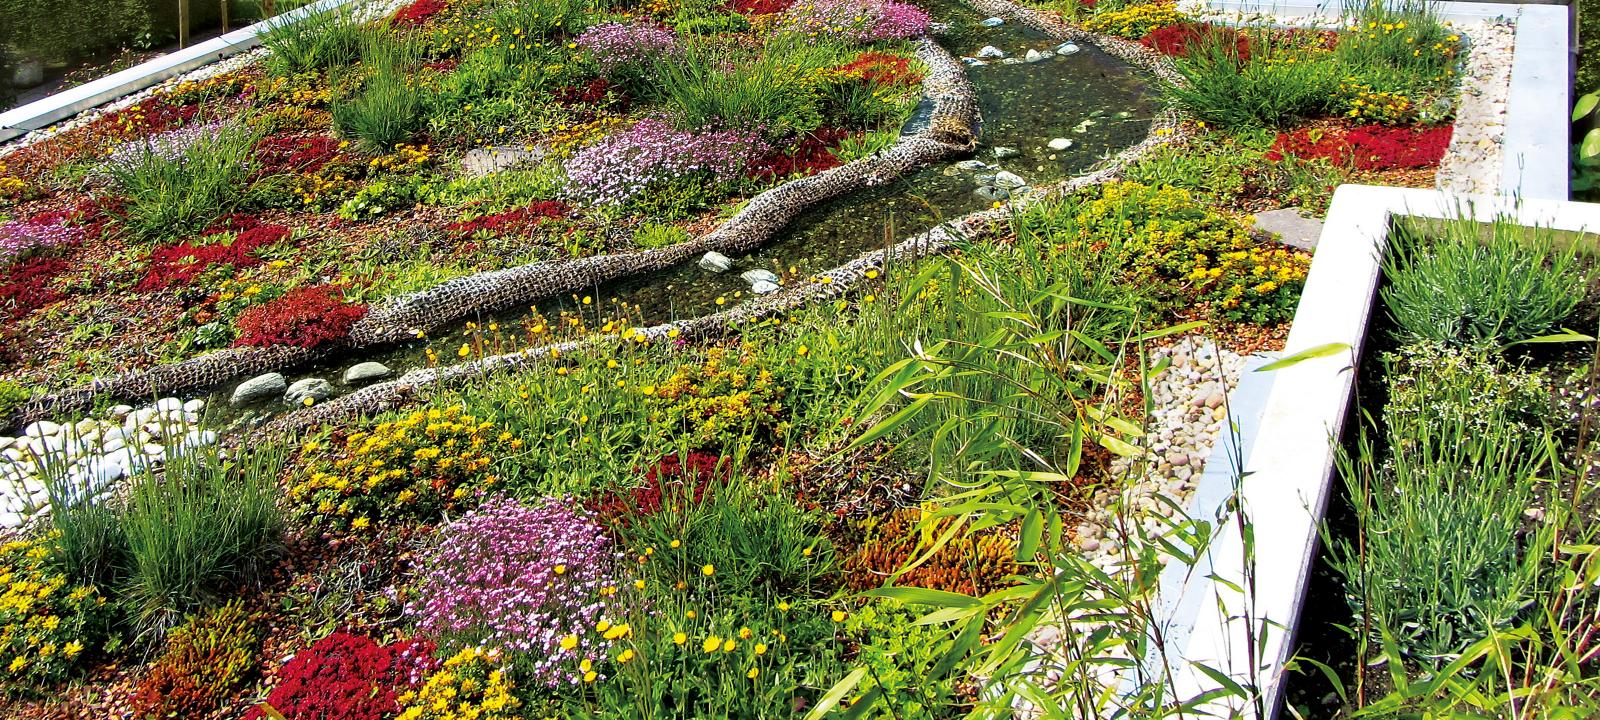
[1435,20,1515,197]
[1076,337,1246,571]
[0,398,216,527]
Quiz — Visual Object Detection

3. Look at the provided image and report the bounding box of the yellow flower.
[617,648,635,663]
[755,643,768,655]
[670,539,681,549]
[673,632,688,645]
[703,636,721,653]
[747,667,760,679]
[831,610,848,623]
[560,635,579,651]
[701,564,715,576]
[722,638,737,652]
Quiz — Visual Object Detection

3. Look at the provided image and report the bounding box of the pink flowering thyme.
[93,121,227,179]
[406,497,623,687]
[0,215,84,264]
[577,21,683,75]
[563,118,769,207]
[780,0,931,43]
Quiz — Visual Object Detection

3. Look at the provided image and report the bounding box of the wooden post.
[221,0,230,32]
[178,0,190,49]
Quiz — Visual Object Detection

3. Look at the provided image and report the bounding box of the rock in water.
[974,186,1011,203]
[751,280,781,295]
[1056,42,1081,55]
[740,269,780,286]
[994,171,1027,189]
[991,146,1019,159]
[344,362,393,384]
[955,159,990,171]
[1047,138,1074,150]
[1025,49,1053,63]
[980,16,1005,26]
[976,45,1006,59]
[698,251,734,273]
[285,379,334,406]
[231,373,287,406]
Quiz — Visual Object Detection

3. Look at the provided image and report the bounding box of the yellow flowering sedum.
[290,405,519,532]
[397,647,520,720]
[0,536,107,689]
[1083,2,1188,40]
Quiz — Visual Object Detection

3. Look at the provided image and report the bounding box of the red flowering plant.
[1265,124,1453,171]
[747,127,849,180]
[245,633,439,720]
[1142,22,1251,61]
[0,257,71,321]
[726,0,792,14]
[233,285,368,349]
[587,452,730,526]
[255,135,344,176]
[136,222,292,292]
[390,0,451,27]
[833,51,924,88]
[447,200,571,239]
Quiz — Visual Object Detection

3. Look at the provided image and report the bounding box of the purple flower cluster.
[780,0,931,43]
[563,118,768,207]
[0,216,84,265]
[577,21,683,74]
[406,497,622,688]
[94,121,224,178]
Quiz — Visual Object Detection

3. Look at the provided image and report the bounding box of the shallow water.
[204,1,1158,425]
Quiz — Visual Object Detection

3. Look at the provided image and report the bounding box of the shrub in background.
[232,284,367,349]
[1382,217,1587,349]
[245,633,438,720]
[405,496,622,687]
[0,0,150,63]
[128,601,259,718]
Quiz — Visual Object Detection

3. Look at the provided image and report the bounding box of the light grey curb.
[1159,185,1600,718]
[0,0,365,144]
[1202,0,1571,201]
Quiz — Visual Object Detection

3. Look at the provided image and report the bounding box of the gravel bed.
[1436,20,1515,196]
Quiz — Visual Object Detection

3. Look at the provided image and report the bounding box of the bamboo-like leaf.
[845,394,932,452]
[1503,329,1597,347]
[1017,506,1042,561]
[1585,127,1600,159]
[861,586,982,608]
[1254,342,1350,372]
[1134,320,1206,341]
[805,668,869,720]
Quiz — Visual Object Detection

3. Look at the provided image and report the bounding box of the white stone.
[976,45,1005,59]
[698,251,734,273]
[344,362,393,384]
[1056,42,1080,55]
[22,421,59,438]
[1047,138,1074,151]
[993,171,1027,189]
[153,397,183,413]
[231,372,288,406]
[285,378,335,406]
[980,16,1004,26]
[110,404,134,419]
[740,269,780,286]
[751,280,780,295]
[183,399,205,414]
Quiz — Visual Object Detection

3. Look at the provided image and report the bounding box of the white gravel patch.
[1076,336,1246,572]
[1435,20,1515,196]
